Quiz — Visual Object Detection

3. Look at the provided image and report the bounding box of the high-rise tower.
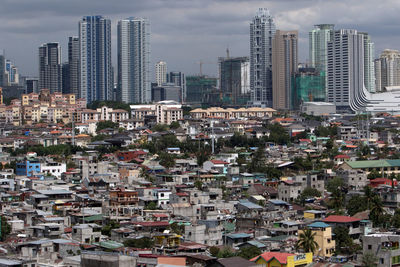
[155,61,167,86]
[374,49,400,92]
[68,36,80,96]
[39,42,62,93]
[272,30,298,110]
[79,16,112,103]
[117,17,151,103]
[250,8,276,107]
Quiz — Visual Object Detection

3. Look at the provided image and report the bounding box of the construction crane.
[196,60,217,76]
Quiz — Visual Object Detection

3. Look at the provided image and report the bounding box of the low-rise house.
[299,222,335,258]
[362,233,400,267]
[323,215,361,242]
[72,224,102,244]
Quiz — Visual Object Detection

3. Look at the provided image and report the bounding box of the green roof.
[346,159,400,169]
[83,214,103,222]
[93,240,124,250]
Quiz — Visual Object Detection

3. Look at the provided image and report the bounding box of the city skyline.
[1,0,399,78]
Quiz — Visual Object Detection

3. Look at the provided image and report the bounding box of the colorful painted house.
[251,252,312,267]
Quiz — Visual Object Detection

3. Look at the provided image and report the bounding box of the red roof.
[135,221,169,227]
[251,252,295,264]
[334,154,350,159]
[153,213,169,218]
[210,160,229,165]
[323,215,360,223]
[176,192,189,197]
[299,139,312,143]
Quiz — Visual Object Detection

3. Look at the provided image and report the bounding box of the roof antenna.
[226,46,230,59]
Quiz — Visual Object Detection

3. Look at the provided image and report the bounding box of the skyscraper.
[309,24,334,73]
[0,50,4,87]
[167,71,186,102]
[79,16,112,103]
[39,42,62,93]
[68,36,80,96]
[327,29,364,111]
[155,61,167,86]
[5,59,20,86]
[250,8,276,107]
[117,17,150,103]
[361,32,375,92]
[218,56,250,105]
[272,30,298,110]
[374,49,400,92]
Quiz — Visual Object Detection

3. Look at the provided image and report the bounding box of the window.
[368,245,372,250]
[380,258,384,264]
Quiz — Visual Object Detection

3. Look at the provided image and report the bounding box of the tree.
[216,247,236,258]
[101,220,120,236]
[123,237,154,248]
[333,226,354,255]
[346,195,368,216]
[152,124,169,132]
[266,123,290,145]
[0,216,11,241]
[370,195,385,227]
[237,246,261,260]
[169,222,184,235]
[169,121,180,129]
[96,121,119,133]
[194,180,203,191]
[326,177,344,193]
[158,153,175,169]
[361,252,378,267]
[209,246,220,257]
[297,187,321,206]
[392,209,400,228]
[296,228,319,253]
[145,202,157,210]
[248,146,266,173]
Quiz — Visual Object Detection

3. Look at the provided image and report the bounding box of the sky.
[1,0,400,78]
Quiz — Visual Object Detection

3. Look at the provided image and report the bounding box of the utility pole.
[211,119,215,154]
[72,112,75,146]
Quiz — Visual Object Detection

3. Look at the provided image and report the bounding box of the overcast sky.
[1,0,400,78]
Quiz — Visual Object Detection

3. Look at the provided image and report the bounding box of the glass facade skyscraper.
[79,16,112,103]
[250,8,276,107]
[117,17,151,104]
[39,42,62,93]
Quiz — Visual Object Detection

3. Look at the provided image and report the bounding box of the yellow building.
[298,222,335,258]
[251,252,312,267]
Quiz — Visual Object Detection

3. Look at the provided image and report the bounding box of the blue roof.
[268,199,289,205]
[227,233,252,239]
[238,200,263,209]
[245,240,267,248]
[308,222,331,228]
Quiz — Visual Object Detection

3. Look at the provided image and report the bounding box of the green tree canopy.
[123,237,154,248]
[237,246,261,260]
[296,228,319,253]
[96,121,119,133]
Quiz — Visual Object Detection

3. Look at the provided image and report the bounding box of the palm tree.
[296,228,319,254]
[370,195,384,226]
[363,185,376,210]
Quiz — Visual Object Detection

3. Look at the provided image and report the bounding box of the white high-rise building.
[327,29,363,111]
[79,16,112,103]
[374,49,400,92]
[117,17,151,103]
[155,61,167,86]
[361,32,375,93]
[250,8,276,107]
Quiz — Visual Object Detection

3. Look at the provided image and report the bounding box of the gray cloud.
[1,0,400,77]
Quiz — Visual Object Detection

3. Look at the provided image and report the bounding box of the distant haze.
[1,0,398,78]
